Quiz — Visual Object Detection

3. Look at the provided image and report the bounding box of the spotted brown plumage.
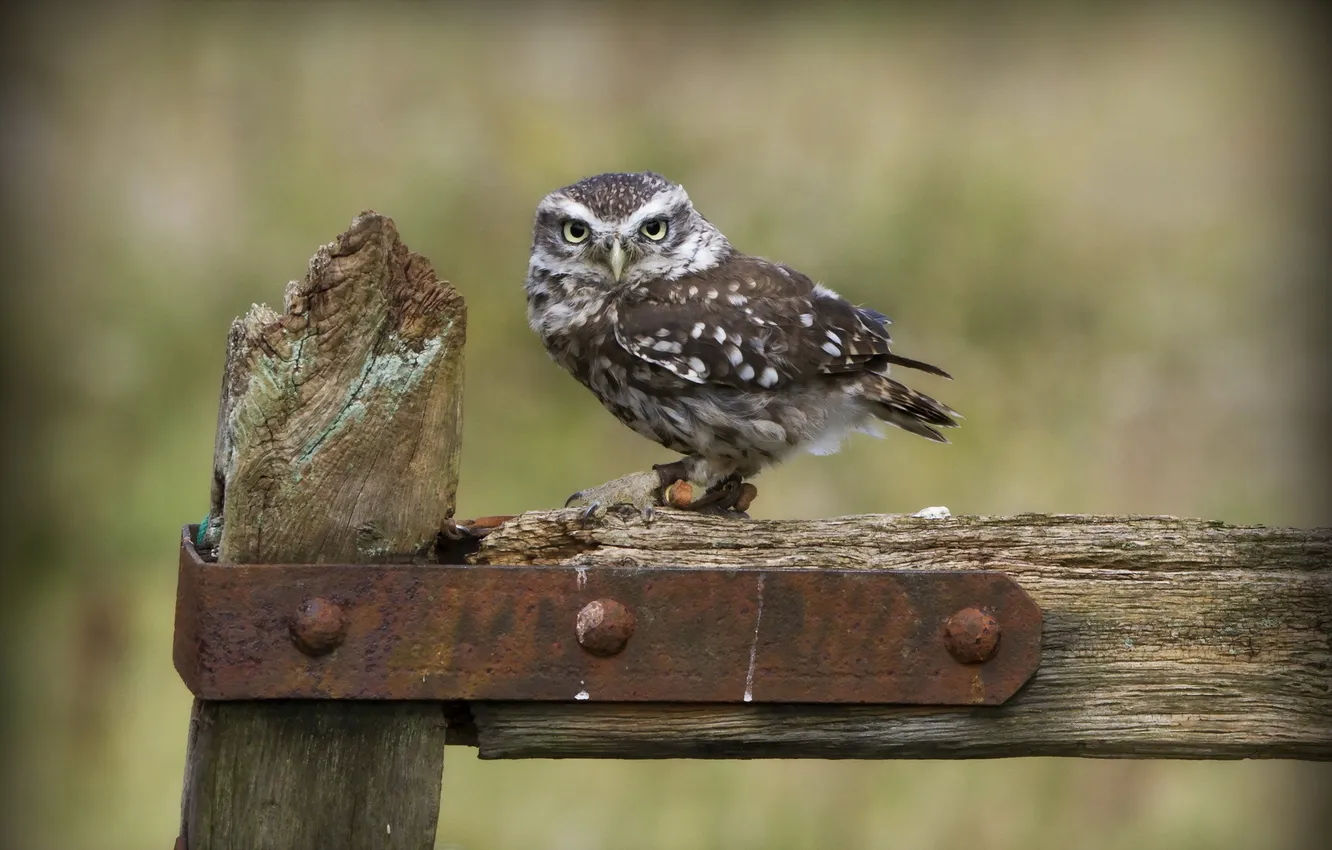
[526,171,958,498]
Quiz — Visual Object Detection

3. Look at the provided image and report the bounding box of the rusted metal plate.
[175,526,1042,704]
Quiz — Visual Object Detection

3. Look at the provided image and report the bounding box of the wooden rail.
[468,510,1332,760]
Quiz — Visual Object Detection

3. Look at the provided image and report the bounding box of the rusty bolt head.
[576,598,636,656]
[291,597,347,656]
[943,607,1001,663]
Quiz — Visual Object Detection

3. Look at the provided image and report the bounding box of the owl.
[526,171,957,512]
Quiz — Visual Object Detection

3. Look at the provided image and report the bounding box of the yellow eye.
[640,219,668,241]
[562,220,590,243]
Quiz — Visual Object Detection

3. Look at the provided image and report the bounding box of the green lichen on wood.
[203,211,464,564]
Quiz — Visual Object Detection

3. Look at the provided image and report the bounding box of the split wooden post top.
[181,212,464,850]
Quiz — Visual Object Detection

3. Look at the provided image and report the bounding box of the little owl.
[526,171,957,515]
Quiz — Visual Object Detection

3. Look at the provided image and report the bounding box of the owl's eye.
[562,220,590,243]
[639,219,668,241]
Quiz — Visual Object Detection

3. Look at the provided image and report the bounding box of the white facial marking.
[621,186,689,230]
[758,366,779,387]
[687,238,723,272]
[538,196,608,230]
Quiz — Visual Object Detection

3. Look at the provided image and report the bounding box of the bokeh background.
[2,2,1329,849]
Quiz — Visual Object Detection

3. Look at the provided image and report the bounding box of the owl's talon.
[579,503,605,527]
[563,470,663,524]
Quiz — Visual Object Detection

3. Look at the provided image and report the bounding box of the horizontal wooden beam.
[468,511,1332,759]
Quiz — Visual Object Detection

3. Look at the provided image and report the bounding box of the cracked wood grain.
[468,510,1332,759]
[181,212,463,849]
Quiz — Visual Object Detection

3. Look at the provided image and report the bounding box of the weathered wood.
[181,212,464,849]
[469,511,1332,759]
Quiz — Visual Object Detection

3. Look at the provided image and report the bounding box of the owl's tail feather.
[881,351,953,380]
[859,374,960,443]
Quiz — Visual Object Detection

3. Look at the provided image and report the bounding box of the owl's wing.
[614,256,950,389]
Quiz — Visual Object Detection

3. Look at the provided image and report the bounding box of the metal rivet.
[943,607,1001,663]
[291,597,346,656]
[576,598,635,656]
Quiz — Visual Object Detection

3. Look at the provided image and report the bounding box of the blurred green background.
[2,3,1328,849]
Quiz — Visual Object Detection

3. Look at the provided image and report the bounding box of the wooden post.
[468,511,1332,759]
[180,212,465,849]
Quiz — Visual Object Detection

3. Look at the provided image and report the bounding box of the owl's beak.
[608,239,627,283]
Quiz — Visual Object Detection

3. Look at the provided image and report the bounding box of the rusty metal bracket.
[175,526,1042,704]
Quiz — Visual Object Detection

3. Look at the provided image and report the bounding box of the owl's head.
[529,172,730,287]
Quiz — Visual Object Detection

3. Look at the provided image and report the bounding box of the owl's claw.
[564,471,663,525]
[565,468,754,525]
[578,502,603,527]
